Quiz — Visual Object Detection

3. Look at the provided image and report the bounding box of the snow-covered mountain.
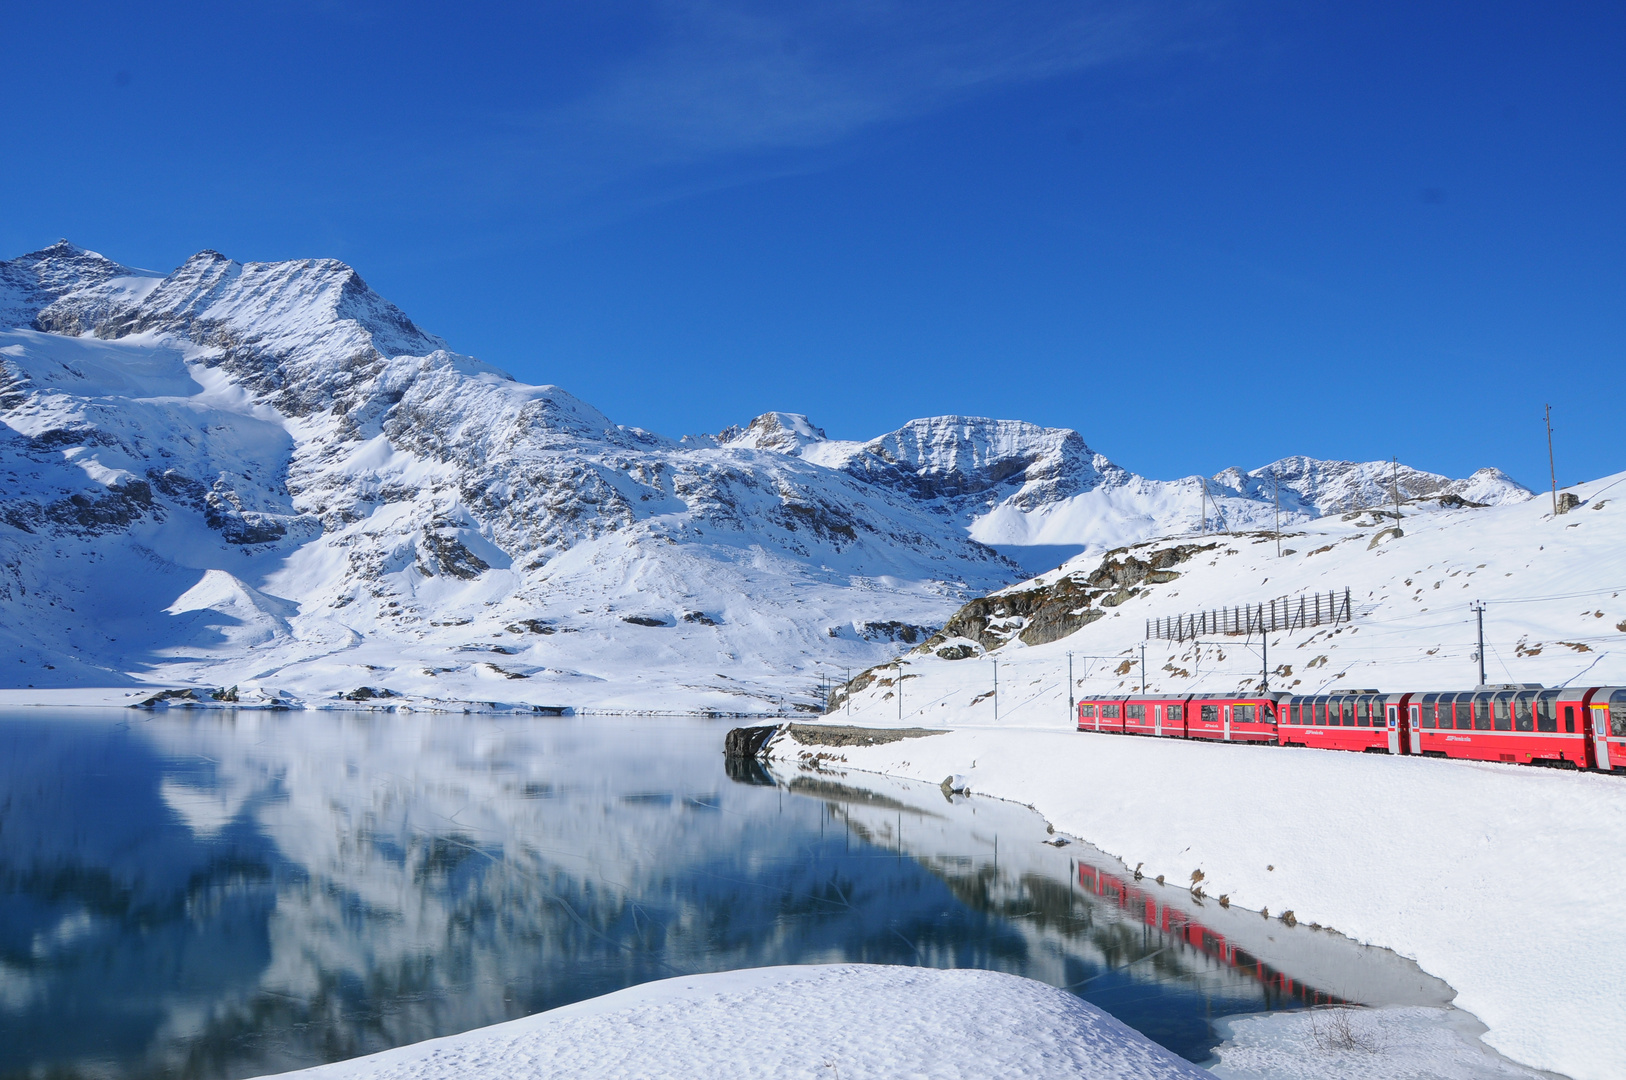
[0,241,1532,711]
[710,411,1530,572]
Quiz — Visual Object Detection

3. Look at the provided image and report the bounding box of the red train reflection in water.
[1076,859,1348,1008]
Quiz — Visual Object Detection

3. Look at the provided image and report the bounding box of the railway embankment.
[741,721,1625,1080]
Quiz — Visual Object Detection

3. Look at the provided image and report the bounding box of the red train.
[1078,686,1626,771]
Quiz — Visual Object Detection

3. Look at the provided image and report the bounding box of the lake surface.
[0,710,1451,1078]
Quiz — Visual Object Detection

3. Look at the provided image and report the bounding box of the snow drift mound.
[258,965,1212,1080]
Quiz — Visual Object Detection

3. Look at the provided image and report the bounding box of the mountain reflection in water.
[0,711,1449,1080]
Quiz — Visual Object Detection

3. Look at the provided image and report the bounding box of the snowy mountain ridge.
[0,241,1535,710]
[708,409,1530,570]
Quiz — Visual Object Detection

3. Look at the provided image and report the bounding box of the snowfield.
[758,723,1626,1080]
[255,965,1214,1080]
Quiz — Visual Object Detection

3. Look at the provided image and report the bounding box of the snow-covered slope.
[0,240,1536,710]
[0,242,1014,710]
[836,468,1626,718]
[713,412,1531,573]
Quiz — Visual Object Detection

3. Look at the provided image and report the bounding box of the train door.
[1223,705,1232,742]
[1154,704,1163,737]
[1405,701,1423,754]
[1386,704,1400,754]
[1592,703,1612,770]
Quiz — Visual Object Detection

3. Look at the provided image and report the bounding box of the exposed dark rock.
[506,619,556,635]
[622,614,669,627]
[724,724,779,758]
[681,610,718,625]
[856,620,933,644]
[417,530,491,579]
[929,542,1210,650]
[343,686,399,701]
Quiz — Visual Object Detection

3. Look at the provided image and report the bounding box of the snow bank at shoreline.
[773,726,1624,1080]
[255,965,1211,1080]
[1212,1006,1551,1079]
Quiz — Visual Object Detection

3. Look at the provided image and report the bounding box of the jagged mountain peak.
[794,415,1117,515]
[720,412,829,453]
[0,239,154,331]
[94,248,450,361]
[1235,456,1533,514]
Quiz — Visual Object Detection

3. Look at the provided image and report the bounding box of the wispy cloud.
[510,1,1205,200]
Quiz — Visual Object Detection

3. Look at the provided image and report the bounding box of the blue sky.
[2,1,1621,488]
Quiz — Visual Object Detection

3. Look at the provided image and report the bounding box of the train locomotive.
[1078,685,1626,771]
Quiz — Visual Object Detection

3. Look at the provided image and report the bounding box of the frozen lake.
[0,710,1451,1078]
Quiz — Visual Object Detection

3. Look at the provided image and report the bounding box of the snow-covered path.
[777,726,1626,1080]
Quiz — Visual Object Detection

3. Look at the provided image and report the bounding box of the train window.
[1457,696,1474,730]
[1494,693,1514,731]
[1420,703,1435,729]
[1563,705,1575,733]
[1311,702,1324,725]
[1127,704,1145,720]
[1364,700,1380,727]
[1343,702,1356,727]
[1535,696,1556,733]
[1168,704,1183,722]
[1079,703,1097,718]
[1236,704,1255,723]
[1201,704,1218,724]
[1514,697,1534,732]
[1612,691,1626,737]
[1473,696,1493,730]
[1103,704,1120,718]
[1288,703,1300,725]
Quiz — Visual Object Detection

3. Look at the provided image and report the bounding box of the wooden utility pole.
[1471,601,1487,687]
[1199,478,1208,535]
[1545,404,1558,515]
[1261,627,1269,693]
[1391,457,1403,521]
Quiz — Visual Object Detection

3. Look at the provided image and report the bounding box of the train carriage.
[1408,687,1590,768]
[1183,694,1279,743]
[1076,697,1125,734]
[1118,694,1191,737]
[1589,687,1626,771]
[1278,691,1391,753]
